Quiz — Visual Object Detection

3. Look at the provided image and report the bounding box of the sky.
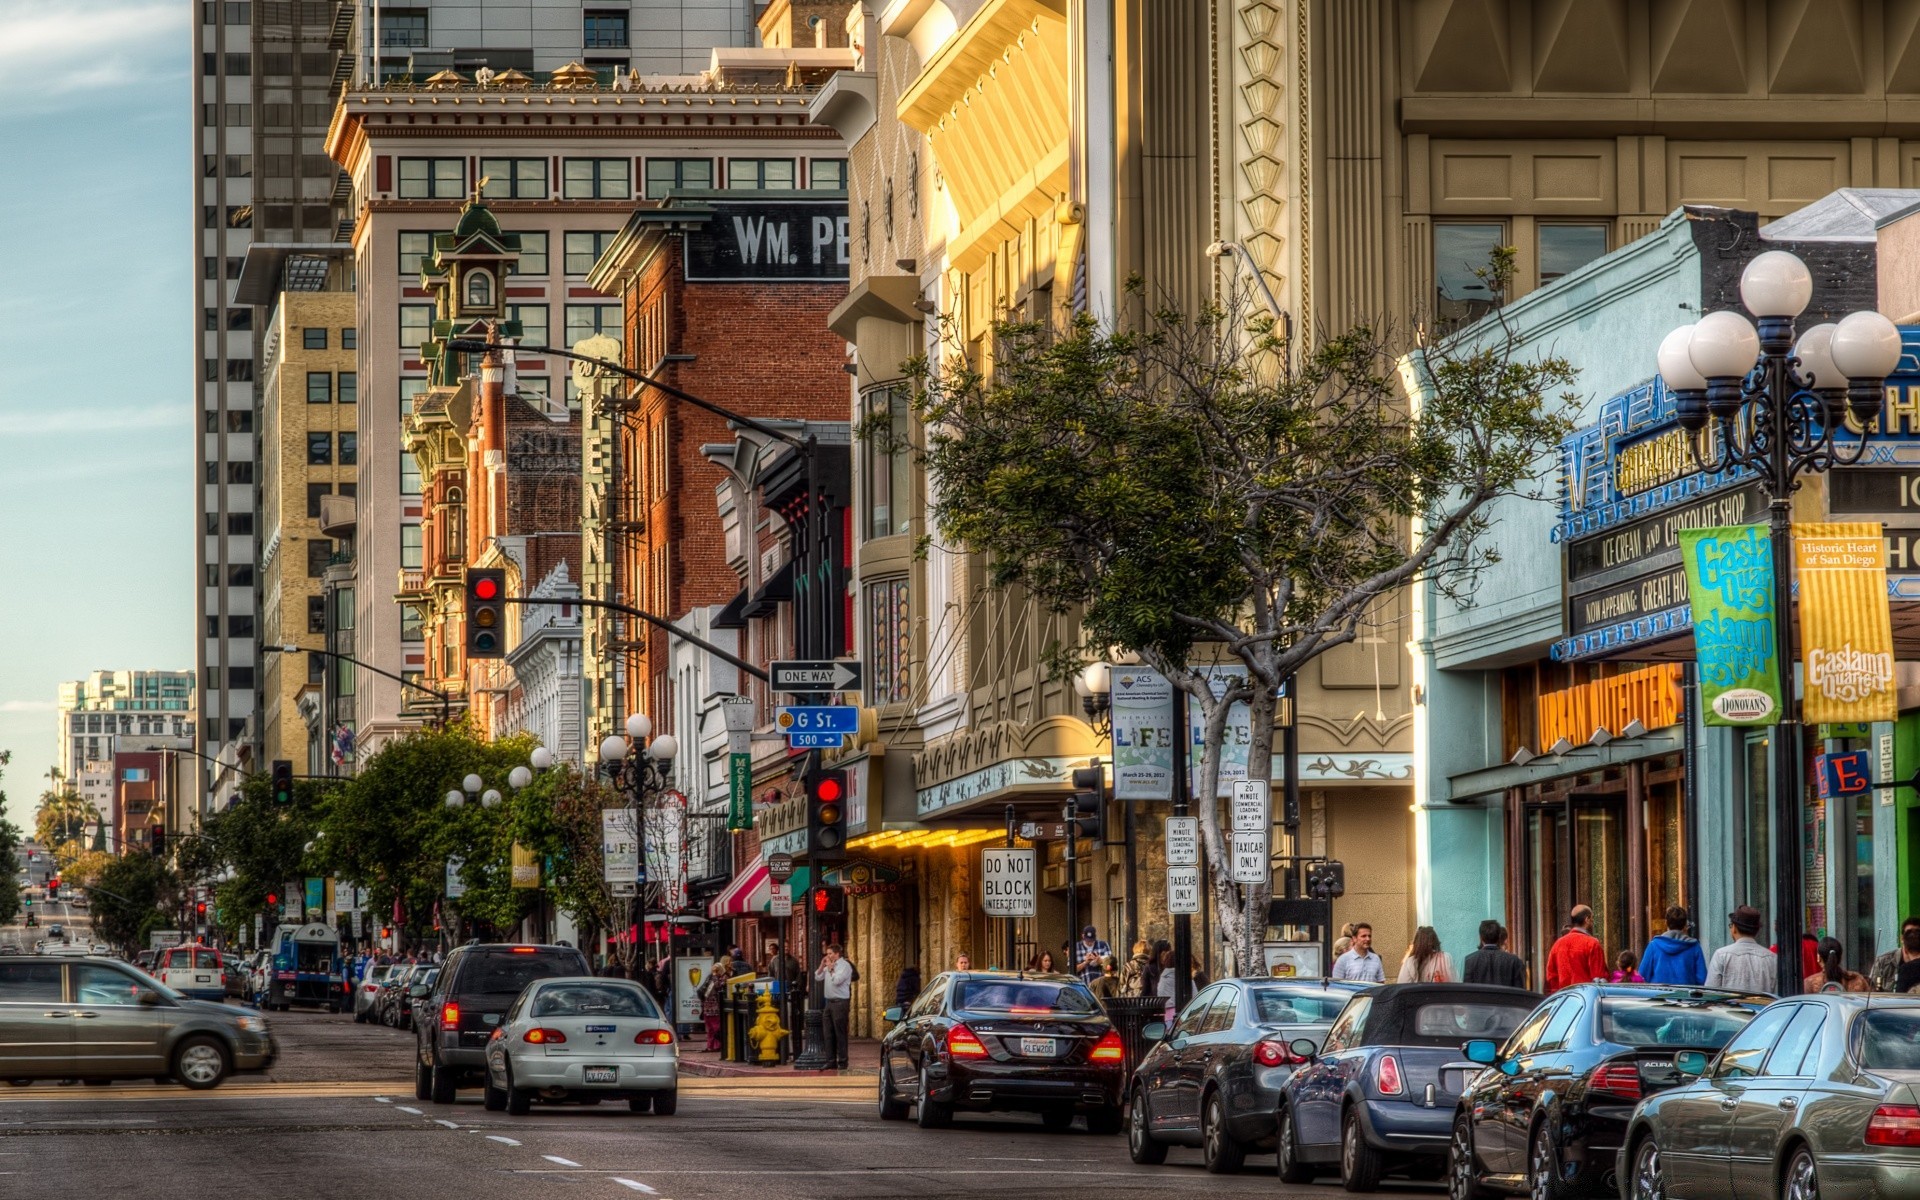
[0,1,192,831]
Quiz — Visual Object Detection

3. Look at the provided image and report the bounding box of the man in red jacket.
[1545,905,1608,992]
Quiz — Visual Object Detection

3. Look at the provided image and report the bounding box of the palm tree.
[35,789,98,851]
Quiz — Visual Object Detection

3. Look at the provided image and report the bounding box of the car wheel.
[1129,1085,1168,1165]
[877,1063,909,1122]
[482,1069,507,1113]
[1629,1136,1666,1200]
[428,1057,457,1105]
[1529,1123,1566,1200]
[1278,1105,1315,1184]
[627,1094,653,1114]
[915,1064,952,1129]
[354,1009,366,1024]
[651,1088,677,1117]
[504,1064,532,1117]
[1341,1106,1385,1193]
[413,1055,432,1102]
[1450,1113,1491,1200]
[1040,1107,1075,1131]
[1202,1089,1247,1174]
[1086,1105,1123,1136]
[327,1002,340,1015]
[171,1036,230,1090]
[1782,1145,1818,1200]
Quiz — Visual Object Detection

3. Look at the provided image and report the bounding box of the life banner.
[1679,525,1783,726]
[510,842,541,889]
[1795,522,1896,724]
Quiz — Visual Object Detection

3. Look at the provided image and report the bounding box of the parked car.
[222,957,248,998]
[245,950,272,1003]
[353,963,398,1023]
[878,971,1128,1133]
[155,945,226,1002]
[377,964,432,1028]
[483,976,678,1115]
[397,967,439,1030]
[1619,993,1920,1200]
[1128,977,1374,1172]
[0,955,274,1088]
[416,943,591,1104]
[1446,984,1767,1200]
[1277,983,1538,1191]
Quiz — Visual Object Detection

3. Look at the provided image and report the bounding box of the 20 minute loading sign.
[770,660,863,693]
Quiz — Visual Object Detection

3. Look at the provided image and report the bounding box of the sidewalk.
[679,1037,881,1078]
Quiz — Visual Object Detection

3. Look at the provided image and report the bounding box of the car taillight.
[1376,1054,1404,1096]
[1253,1039,1299,1068]
[439,1002,460,1030]
[946,1023,990,1059]
[1090,1030,1125,1065]
[1590,1063,1643,1101]
[634,1029,674,1045]
[523,1028,567,1044]
[1867,1104,1920,1146]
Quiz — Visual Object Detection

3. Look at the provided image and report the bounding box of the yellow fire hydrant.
[748,990,789,1065]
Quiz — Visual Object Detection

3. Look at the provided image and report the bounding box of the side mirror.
[1463,1039,1500,1065]
[882,1006,904,1023]
[136,989,163,1007]
[1142,1021,1167,1041]
[409,984,430,999]
[1288,1037,1319,1061]
[1674,1050,1709,1078]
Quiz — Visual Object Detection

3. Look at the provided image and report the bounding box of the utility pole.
[1169,686,1194,1013]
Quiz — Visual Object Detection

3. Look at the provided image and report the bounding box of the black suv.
[415,943,589,1103]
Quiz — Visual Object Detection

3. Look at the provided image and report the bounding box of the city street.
[0,1009,1439,1200]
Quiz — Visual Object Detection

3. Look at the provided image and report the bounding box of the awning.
[706,856,770,919]
[742,560,794,618]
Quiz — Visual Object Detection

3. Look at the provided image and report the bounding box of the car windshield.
[468,952,578,996]
[531,984,659,1019]
[1600,998,1758,1049]
[1409,1001,1531,1043]
[1859,1010,1920,1069]
[954,979,1100,1015]
[1251,988,1356,1024]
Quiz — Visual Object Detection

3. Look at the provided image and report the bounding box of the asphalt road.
[0,1008,1444,1200]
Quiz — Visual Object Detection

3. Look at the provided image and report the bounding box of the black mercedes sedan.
[877,971,1127,1133]
[1447,983,1767,1200]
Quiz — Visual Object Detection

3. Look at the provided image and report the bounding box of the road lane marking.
[542,1155,580,1167]
[611,1180,656,1193]
[487,1135,521,1146]
[435,1119,460,1129]
[396,1106,421,1115]
[373,1097,392,1104]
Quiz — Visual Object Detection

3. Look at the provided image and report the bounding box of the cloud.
[0,403,189,437]
[0,700,55,713]
[0,2,187,113]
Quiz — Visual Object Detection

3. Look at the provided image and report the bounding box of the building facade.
[56,671,197,788]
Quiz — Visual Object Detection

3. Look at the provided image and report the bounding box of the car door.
[1294,994,1372,1147]
[1727,1003,1824,1200]
[1192,986,1244,1118]
[67,962,168,1076]
[895,975,944,1084]
[1477,997,1561,1177]
[1504,994,1582,1169]
[1661,1001,1798,1198]
[0,960,72,1077]
[1153,985,1220,1133]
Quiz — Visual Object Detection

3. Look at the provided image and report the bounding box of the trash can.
[1101,995,1172,1076]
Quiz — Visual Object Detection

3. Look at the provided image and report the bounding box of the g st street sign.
[786,732,845,749]
[776,706,858,734]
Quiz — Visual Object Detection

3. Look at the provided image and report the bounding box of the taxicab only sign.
[980,847,1035,918]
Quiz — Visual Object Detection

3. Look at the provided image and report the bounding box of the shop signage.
[1568,565,1689,636]
[1165,816,1199,866]
[683,199,851,283]
[726,753,753,831]
[1612,423,1718,497]
[1566,483,1764,583]
[980,848,1035,917]
[1230,829,1269,884]
[1536,663,1684,750]
[1679,525,1782,726]
[1830,468,1920,514]
[1167,865,1201,914]
[1111,667,1176,800]
[1815,750,1873,799]
[767,852,794,883]
[1796,522,1897,723]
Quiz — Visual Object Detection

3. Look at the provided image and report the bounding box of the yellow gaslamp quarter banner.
[1795,522,1897,723]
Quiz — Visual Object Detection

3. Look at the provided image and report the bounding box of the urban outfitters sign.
[683,200,851,282]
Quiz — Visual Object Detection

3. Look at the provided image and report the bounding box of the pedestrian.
[1705,906,1778,993]
[1545,905,1609,992]
[1089,955,1121,1000]
[762,939,804,1026]
[953,951,973,971]
[1331,922,1386,982]
[1396,926,1455,983]
[699,958,731,1051]
[893,964,922,1009]
[814,943,855,1070]
[1155,953,1208,999]
[728,944,751,975]
[1028,949,1057,973]
[1145,939,1170,996]
[1870,916,1920,992]
[1609,951,1644,984]
[1637,905,1708,986]
[1117,940,1154,996]
[1462,920,1528,988]
[1072,925,1111,984]
[1806,936,1869,993]
[1332,922,1358,958]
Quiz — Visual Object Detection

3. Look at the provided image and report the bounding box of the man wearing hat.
[1073,925,1111,984]
[1706,905,1779,994]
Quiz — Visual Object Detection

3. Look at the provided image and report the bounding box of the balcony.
[396,568,425,597]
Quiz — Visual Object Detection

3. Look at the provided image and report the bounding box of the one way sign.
[770,660,863,693]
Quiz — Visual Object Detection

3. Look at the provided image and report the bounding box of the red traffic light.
[266,892,278,906]
[814,887,830,913]
[195,902,208,915]
[815,776,843,802]
[473,575,499,600]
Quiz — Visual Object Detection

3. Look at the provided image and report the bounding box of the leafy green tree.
[0,750,19,925]
[195,774,325,940]
[34,788,98,856]
[90,853,181,951]
[910,280,1577,971]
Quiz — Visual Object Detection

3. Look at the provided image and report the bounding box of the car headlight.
[235,1015,268,1034]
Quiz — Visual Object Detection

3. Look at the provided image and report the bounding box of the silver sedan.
[482,977,678,1116]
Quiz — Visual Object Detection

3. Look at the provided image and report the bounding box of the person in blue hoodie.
[1637,904,1708,985]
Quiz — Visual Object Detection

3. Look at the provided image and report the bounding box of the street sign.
[1230,829,1270,884]
[1019,820,1068,841]
[609,881,637,898]
[1165,816,1199,866]
[767,852,795,882]
[768,884,793,917]
[1167,866,1201,914]
[770,660,863,693]
[1232,779,1270,833]
[721,695,756,731]
[602,810,639,884]
[787,731,844,749]
[776,705,859,734]
[980,847,1036,917]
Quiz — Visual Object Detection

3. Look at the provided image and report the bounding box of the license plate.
[585,1025,615,1033]
[1019,1037,1056,1057]
[583,1067,617,1084]
[482,1013,501,1026]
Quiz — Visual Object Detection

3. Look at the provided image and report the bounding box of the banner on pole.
[1795,522,1896,723]
[1679,525,1782,725]
[1110,668,1176,800]
[602,810,638,884]
[445,858,465,900]
[511,842,541,889]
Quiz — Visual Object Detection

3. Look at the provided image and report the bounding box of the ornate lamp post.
[599,714,677,971]
[1658,249,1902,997]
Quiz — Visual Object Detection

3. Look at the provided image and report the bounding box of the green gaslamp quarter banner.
[1679,524,1783,726]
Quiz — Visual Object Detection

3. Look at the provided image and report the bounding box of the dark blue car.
[1276,983,1539,1191]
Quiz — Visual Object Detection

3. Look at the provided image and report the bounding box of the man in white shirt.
[1331,923,1386,983]
[1705,906,1778,995]
[814,943,855,1069]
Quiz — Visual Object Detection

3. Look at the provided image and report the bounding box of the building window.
[397,158,464,199]
[583,10,629,48]
[228,666,254,689]
[338,372,357,404]
[307,432,332,464]
[1538,223,1609,286]
[867,578,911,706]
[399,304,434,354]
[565,304,621,350]
[339,432,357,465]
[400,524,423,570]
[341,327,356,350]
[400,452,422,497]
[563,231,617,276]
[229,564,254,586]
[480,158,547,200]
[229,410,252,432]
[226,461,253,484]
[810,159,848,190]
[509,231,548,276]
[306,371,332,403]
[306,482,331,517]
[308,595,327,634]
[861,386,912,540]
[508,304,548,349]
[563,158,630,200]
[401,603,424,642]
[728,159,796,190]
[380,9,428,49]
[228,309,252,331]
[227,512,253,535]
[307,539,331,577]
[399,378,427,418]
[645,158,713,199]
[1432,222,1507,334]
[226,359,253,382]
[398,231,433,276]
[302,328,327,350]
[464,269,494,309]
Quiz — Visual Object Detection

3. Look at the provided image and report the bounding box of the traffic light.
[1306,860,1346,901]
[265,891,278,909]
[271,759,294,805]
[46,877,57,897]
[804,766,848,862]
[812,885,846,918]
[1069,764,1105,843]
[150,825,165,856]
[465,568,508,659]
[195,901,208,917]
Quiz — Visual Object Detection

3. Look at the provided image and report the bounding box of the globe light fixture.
[1793,323,1841,390]
[625,712,652,740]
[1830,309,1904,380]
[529,746,554,771]
[598,734,628,763]
[481,788,502,809]
[1738,248,1814,318]
[1687,309,1762,381]
[645,733,678,761]
[508,765,533,790]
[1073,661,1111,699]
[462,773,484,794]
[444,790,465,809]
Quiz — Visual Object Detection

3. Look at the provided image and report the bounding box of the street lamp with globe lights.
[598,716,678,967]
[1657,248,1904,997]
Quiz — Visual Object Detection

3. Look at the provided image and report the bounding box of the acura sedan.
[482,977,677,1116]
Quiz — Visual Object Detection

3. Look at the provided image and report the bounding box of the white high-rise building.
[55,671,198,787]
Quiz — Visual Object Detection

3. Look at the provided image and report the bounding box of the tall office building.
[55,671,198,785]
